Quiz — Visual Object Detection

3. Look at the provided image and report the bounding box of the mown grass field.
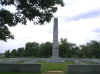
[37,61,75,73]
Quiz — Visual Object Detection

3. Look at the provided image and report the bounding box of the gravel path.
[45,71,64,74]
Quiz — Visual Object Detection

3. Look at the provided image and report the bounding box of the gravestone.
[52,17,59,58]
[67,64,100,74]
[0,64,41,72]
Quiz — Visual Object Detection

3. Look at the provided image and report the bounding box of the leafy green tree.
[59,39,76,57]
[88,41,100,58]
[4,50,11,58]
[80,41,100,58]
[39,42,52,57]
[80,45,89,58]
[0,26,14,41]
[0,0,64,41]
[25,42,39,57]
[10,49,17,57]
[16,47,25,57]
[71,46,80,58]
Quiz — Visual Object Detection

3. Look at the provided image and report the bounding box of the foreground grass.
[37,61,75,73]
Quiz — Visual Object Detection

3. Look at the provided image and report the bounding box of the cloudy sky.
[0,0,100,53]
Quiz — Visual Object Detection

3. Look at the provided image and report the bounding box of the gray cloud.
[65,9,100,21]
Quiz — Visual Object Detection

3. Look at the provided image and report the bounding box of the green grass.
[37,61,75,73]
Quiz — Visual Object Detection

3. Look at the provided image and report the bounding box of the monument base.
[48,57,65,63]
[51,56,59,59]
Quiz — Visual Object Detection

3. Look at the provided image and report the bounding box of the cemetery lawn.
[37,61,75,73]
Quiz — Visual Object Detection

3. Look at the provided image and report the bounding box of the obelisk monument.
[52,17,59,58]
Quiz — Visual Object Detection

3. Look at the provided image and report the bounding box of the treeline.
[4,39,100,58]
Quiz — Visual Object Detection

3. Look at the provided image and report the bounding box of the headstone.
[52,17,59,58]
[67,64,100,74]
[0,64,41,72]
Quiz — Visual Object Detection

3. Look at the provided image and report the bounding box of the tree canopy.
[4,39,100,58]
[0,0,64,41]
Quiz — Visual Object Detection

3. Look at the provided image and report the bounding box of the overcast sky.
[0,0,100,53]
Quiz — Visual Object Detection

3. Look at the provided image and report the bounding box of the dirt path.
[45,71,64,74]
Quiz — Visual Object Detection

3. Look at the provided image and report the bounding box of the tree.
[59,39,70,57]
[80,45,89,58]
[39,42,52,57]
[80,41,100,58]
[88,41,100,58]
[0,0,64,41]
[4,50,11,58]
[16,47,25,57]
[59,38,76,57]
[71,46,80,58]
[0,26,14,41]
[25,42,39,57]
[10,49,17,57]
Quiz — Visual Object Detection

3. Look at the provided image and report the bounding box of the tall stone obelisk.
[52,17,59,58]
